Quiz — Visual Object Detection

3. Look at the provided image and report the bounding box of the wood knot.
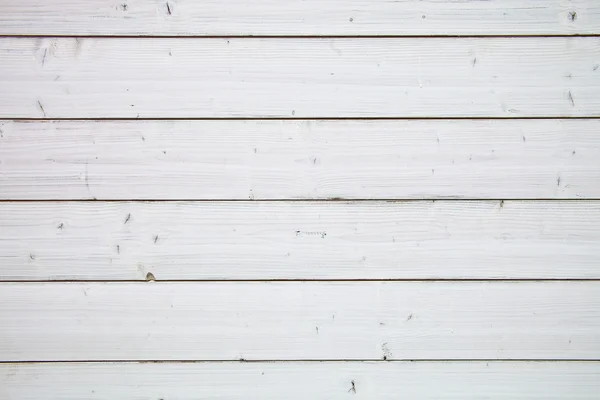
[569,11,577,21]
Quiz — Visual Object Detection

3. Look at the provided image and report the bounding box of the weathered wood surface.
[1,1,599,398]
[1,120,599,199]
[0,0,598,36]
[1,38,599,118]
[1,201,600,280]
[1,282,598,361]
[2,362,600,400]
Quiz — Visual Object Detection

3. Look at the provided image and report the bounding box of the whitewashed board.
[0,0,599,36]
[1,120,599,200]
[1,0,599,398]
[1,201,600,281]
[2,362,599,400]
[0,282,598,361]
[1,38,599,118]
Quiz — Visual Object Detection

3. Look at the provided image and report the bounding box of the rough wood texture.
[1,1,599,397]
[1,38,599,118]
[1,120,599,200]
[1,282,598,361]
[2,362,599,400]
[1,201,600,281]
[0,0,599,36]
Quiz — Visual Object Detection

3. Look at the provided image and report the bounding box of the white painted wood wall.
[1,1,599,398]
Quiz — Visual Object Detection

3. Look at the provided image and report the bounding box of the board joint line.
[2,198,600,203]
[2,279,600,283]
[2,117,600,121]
[1,359,599,364]
[1,34,600,39]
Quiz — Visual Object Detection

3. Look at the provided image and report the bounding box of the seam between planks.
[1,359,599,364]
[2,279,600,283]
[2,199,600,202]
[3,117,600,121]
[1,35,600,39]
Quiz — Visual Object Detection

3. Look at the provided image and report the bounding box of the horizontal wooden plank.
[1,201,600,280]
[1,282,598,361]
[1,38,599,118]
[0,0,599,36]
[2,362,599,400]
[2,119,600,199]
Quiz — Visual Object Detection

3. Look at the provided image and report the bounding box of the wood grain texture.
[1,201,600,281]
[1,38,599,118]
[0,0,599,36]
[1,120,599,200]
[2,362,600,400]
[1,282,598,361]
